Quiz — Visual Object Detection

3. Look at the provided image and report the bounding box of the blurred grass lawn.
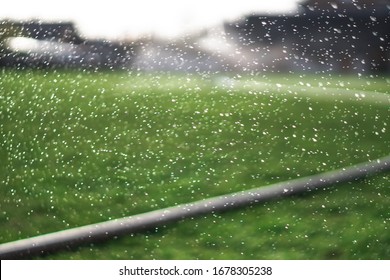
[0,69,389,259]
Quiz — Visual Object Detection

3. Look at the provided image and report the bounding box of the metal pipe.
[1,155,390,259]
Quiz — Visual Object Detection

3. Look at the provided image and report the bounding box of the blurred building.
[225,0,390,74]
[0,21,135,69]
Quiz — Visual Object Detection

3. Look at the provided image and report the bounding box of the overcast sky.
[0,0,302,39]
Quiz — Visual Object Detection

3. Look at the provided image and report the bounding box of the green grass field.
[0,69,389,259]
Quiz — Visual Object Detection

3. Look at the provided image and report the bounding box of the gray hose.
[1,155,390,259]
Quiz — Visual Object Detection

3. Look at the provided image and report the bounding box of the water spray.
[1,155,389,259]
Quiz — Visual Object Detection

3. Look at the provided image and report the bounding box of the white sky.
[0,0,302,40]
